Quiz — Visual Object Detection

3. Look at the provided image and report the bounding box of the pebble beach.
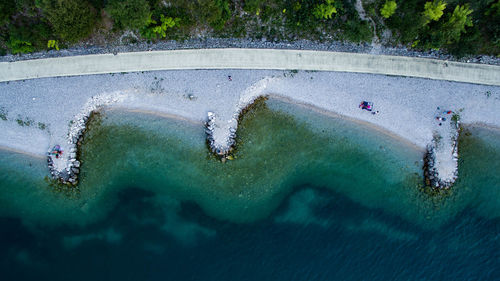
[0,68,499,187]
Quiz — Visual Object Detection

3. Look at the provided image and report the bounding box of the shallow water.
[0,98,499,280]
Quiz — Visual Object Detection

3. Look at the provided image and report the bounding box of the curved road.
[0,48,499,86]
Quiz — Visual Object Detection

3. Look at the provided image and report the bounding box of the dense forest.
[0,0,499,57]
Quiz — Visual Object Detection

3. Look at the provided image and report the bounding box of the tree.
[106,0,152,30]
[313,0,337,20]
[422,0,447,25]
[38,0,97,42]
[380,0,397,19]
[441,4,473,44]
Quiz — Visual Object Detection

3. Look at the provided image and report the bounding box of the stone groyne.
[205,95,462,189]
[205,94,269,160]
[48,90,461,190]
[204,78,274,160]
[47,92,127,185]
[205,111,237,158]
[423,116,460,189]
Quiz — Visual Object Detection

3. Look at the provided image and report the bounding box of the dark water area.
[0,99,499,280]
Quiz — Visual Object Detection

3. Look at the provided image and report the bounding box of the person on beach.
[228,75,232,81]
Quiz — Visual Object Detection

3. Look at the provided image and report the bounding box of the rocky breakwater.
[205,77,275,161]
[47,92,128,185]
[423,112,460,189]
[205,111,237,159]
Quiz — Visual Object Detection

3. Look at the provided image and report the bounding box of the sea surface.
[0,98,499,280]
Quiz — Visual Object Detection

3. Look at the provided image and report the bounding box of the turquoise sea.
[0,98,499,280]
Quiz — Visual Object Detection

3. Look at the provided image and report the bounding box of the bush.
[173,0,232,31]
[141,14,180,40]
[380,0,397,19]
[6,38,34,54]
[243,0,266,14]
[313,0,337,20]
[204,0,232,31]
[106,0,152,30]
[6,15,52,53]
[38,0,97,42]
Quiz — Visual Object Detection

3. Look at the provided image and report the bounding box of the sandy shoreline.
[0,145,45,159]
[110,107,203,125]
[269,94,426,152]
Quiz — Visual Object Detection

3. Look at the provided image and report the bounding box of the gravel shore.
[0,68,499,185]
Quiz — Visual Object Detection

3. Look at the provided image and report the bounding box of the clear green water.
[0,98,427,225]
[0,98,499,280]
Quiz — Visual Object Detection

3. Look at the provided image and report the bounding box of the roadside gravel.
[1,37,499,65]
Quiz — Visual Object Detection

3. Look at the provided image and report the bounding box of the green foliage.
[0,1,17,25]
[171,0,231,31]
[88,0,107,9]
[380,0,397,19]
[47,39,59,50]
[441,4,473,44]
[106,0,151,30]
[141,14,180,40]
[384,0,420,43]
[5,15,53,54]
[313,0,337,20]
[343,17,373,42]
[422,0,447,25]
[486,0,500,17]
[38,0,97,42]
[7,38,34,54]
[483,0,500,52]
[1,0,497,58]
[208,0,232,30]
[244,0,266,14]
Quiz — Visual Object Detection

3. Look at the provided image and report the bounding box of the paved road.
[1,48,499,86]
